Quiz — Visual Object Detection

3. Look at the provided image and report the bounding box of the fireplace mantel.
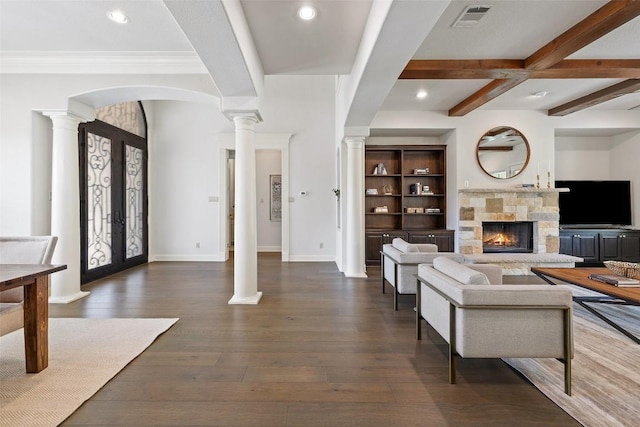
[459,188,569,194]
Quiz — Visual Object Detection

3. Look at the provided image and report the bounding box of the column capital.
[41,111,89,129]
[225,110,263,124]
[344,136,366,147]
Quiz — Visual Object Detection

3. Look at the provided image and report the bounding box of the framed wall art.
[270,174,282,221]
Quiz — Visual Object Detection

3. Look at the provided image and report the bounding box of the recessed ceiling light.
[298,5,317,20]
[107,9,129,24]
[416,90,428,99]
[532,91,548,98]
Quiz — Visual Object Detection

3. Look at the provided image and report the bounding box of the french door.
[79,120,148,283]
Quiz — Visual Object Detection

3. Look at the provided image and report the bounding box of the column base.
[228,291,263,305]
[344,272,368,278]
[49,290,90,304]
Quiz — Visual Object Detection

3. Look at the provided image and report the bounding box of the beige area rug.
[504,290,640,427]
[0,317,178,427]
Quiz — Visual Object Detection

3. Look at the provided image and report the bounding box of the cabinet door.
[574,233,599,263]
[619,232,640,262]
[559,232,574,256]
[432,230,454,252]
[599,232,622,261]
[365,232,385,265]
[408,230,454,252]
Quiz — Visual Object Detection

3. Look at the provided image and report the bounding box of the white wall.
[611,131,640,227]
[148,100,230,261]
[261,76,337,261]
[256,150,282,251]
[0,73,218,236]
[554,136,613,180]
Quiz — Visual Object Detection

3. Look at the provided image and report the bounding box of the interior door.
[79,120,148,283]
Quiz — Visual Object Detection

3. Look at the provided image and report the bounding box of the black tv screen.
[556,180,632,226]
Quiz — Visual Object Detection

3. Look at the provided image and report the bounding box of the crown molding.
[0,51,207,74]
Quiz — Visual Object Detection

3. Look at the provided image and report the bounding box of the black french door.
[79,120,148,283]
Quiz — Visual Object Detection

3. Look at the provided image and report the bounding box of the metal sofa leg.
[449,303,457,384]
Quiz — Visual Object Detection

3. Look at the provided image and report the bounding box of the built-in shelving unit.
[364,145,453,265]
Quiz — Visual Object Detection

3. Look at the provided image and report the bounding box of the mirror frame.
[476,126,531,179]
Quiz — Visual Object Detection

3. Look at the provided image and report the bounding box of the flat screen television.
[555,180,632,226]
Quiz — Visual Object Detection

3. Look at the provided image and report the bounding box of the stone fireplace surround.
[458,188,581,275]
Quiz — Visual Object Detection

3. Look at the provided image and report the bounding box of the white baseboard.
[149,254,227,262]
[257,246,282,252]
[288,254,337,262]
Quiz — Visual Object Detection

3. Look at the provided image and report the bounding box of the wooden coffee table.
[531,267,640,344]
[1,264,67,372]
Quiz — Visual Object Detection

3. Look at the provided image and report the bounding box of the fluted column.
[44,112,90,303]
[344,137,367,278]
[229,113,262,304]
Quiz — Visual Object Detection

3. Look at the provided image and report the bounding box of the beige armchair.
[417,256,574,395]
[0,236,58,336]
[381,238,464,310]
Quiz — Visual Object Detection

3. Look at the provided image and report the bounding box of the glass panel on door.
[86,132,113,270]
[125,145,144,259]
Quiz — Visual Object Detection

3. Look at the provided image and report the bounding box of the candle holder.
[536,174,540,189]
[547,171,551,189]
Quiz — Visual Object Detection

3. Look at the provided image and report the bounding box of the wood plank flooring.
[51,254,579,426]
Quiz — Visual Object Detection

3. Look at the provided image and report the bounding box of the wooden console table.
[1,264,67,372]
[531,267,640,344]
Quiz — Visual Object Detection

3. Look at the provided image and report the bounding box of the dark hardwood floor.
[51,254,578,426]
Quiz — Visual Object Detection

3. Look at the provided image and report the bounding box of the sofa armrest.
[418,265,572,307]
[467,264,503,285]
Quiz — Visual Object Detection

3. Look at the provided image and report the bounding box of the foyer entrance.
[78,102,148,283]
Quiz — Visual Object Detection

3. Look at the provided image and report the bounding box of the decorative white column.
[344,137,367,278]
[44,112,90,303]
[229,113,262,304]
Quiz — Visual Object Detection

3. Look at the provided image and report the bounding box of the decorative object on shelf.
[270,174,282,221]
[414,168,429,175]
[415,207,424,213]
[374,206,389,213]
[409,183,422,195]
[476,126,530,180]
[373,163,388,175]
[382,184,393,195]
[332,188,340,200]
[366,188,379,195]
[422,185,432,194]
[426,208,441,213]
[604,260,640,280]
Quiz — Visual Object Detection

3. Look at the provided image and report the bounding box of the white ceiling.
[1,0,639,119]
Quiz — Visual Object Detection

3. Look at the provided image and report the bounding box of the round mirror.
[476,126,530,179]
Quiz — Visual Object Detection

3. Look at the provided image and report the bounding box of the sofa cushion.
[391,238,437,253]
[433,256,490,285]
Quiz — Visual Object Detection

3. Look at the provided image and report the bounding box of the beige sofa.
[381,238,464,310]
[0,236,58,336]
[417,256,574,395]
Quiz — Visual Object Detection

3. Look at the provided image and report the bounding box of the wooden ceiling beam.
[399,59,640,79]
[525,0,640,70]
[449,78,527,117]
[548,79,640,116]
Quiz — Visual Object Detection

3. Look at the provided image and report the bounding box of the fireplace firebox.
[482,221,533,253]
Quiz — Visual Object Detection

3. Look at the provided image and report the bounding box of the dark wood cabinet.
[365,231,407,265]
[559,229,640,264]
[364,145,453,265]
[599,230,640,262]
[408,230,454,252]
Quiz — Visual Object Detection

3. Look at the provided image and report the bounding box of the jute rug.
[504,290,640,427]
[0,317,178,427]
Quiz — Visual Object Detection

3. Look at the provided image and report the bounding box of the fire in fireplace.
[482,221,533,253]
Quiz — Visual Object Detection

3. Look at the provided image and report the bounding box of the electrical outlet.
[196,242,200,248]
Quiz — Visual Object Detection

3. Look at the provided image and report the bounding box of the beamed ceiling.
[399,0,640,116]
